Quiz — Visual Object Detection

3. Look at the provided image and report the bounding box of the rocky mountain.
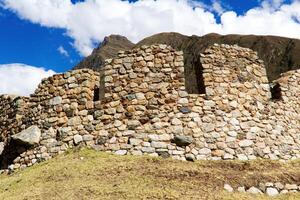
[74,35,134,71]
[74,32,300,94]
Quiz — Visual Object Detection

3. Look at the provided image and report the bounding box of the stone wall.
[99,44,300,161]
[0,69,100,169]
[0,95,28,144]
[0,44,299,170]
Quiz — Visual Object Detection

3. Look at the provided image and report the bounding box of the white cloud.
[261,0,285,10]
[58,45,69,57]
[2,0,300,57]
[0,63,56,96]
[220,2,300,37]
[212,0,225,15]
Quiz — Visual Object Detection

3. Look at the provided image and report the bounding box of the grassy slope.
[0,149,300,200]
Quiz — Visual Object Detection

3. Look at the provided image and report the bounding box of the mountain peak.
[74,34,134,70]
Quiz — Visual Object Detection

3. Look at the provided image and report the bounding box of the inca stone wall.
[0,44,299,170]
[0,69,100,169]
[0,95,29,140]
[0,95,29,165]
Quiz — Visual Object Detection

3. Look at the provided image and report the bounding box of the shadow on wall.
[270,83,283,100]
[0,139,28,169]
[194,55,206,94]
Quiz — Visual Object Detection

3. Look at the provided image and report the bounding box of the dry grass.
[0,148,300,200]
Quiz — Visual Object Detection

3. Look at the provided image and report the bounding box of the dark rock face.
[74,32,300,94]
[74,35,134,70]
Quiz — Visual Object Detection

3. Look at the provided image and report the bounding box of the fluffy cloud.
[211,0,225,15]
[2,0,300,56]
[58,45,69,57]
[0,63,56,96]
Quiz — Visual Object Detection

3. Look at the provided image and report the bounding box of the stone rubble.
[224,182,300,196]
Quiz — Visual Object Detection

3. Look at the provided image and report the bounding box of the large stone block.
[12,126,41,146]
[172,135,193,147]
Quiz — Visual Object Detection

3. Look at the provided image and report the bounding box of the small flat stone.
[74,134,83,145]
[266,187,279,196]
[151,141,167,149]
[49,96,62,105]
[185,154,195,162]
[141,147,155,153]
[83,135,93,141]
[178,98,189,105]
[285,184,298,190]
[179,107,191,114]
[126,94,136,100]
[115,150,127,155]
[129,138,142,146]
[178,91,188,98]
[224,184,234,192]
[171,118,182,125]
[237,154,248,161]
[274,182,284,190]
[135,93,145,100]
[239,139,253,147]
[223,153,234,160]
[237,186,246,193]
[199,148,211,155]
[247,187,262,194]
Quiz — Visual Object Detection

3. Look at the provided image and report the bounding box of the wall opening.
[98,68,105,100]
[0,139,28,169]
[270,83,282,100]
[194,56,206,94]
[93,87,100,101]
[184,54,206,94]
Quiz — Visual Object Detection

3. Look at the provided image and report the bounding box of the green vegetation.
[0,148,300,200]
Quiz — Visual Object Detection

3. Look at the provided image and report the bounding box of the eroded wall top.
[200,44,270,103]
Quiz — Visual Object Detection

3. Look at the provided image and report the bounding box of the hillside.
[0,148,300,200]
[75,32,300,93]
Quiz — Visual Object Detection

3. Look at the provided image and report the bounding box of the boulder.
[266,187,279,196]
[74,134,83,145]
[12,126,41,146]
[224,184,234,192]
[172,135,193,147]
[247,186,262,194]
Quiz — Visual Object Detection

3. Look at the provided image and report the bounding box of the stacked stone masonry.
[0,44,299,170]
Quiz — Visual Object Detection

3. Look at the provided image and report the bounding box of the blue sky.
[0,11,80,72]
[0,0,273,72]
[0,4,81,72]
[0,0,299,96]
